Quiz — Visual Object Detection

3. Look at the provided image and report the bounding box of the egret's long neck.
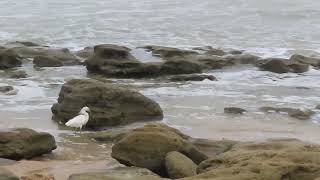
[80,110,88,116]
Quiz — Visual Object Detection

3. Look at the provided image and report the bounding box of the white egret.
[65,106,90,133]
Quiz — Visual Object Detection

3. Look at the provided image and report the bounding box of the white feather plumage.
[65,107,90,130]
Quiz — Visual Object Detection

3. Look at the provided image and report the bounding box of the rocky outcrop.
[0,128,56,160]
[51,79,163,129]
[0,49,22,69]
[0,168,19,180]
[290,54,320,68]
[224,107,247,114]
[111,123,234,176]
[259,58,309,73]
[68,167,164,180]
[169,74,216,82]
[165,151,197,179]
[188,139,320,180]
[160,59,203,75]
[143,45,198,59]
[32,48,81,67]
[260,107,314,120]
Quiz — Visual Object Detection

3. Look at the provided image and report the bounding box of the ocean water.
[1,1,320,176]
[1,0,320,56]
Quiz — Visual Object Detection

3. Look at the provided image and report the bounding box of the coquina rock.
[0,49,22,69]
[290,54,320,68]
[0,128,56,160]
[51,79,163,129]
[0,168,19,180]
[68,167,166,180]
[111,123,208,175]
[259,58,309,73]
[165,151,197,179]
[143,45,198,59]
[188,139,320,180]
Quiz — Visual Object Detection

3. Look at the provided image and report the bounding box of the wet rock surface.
[260,107,314,120]
[21,173,55,180]
[0,168,19,180]
[52,79,163,129]
[7,70,28,78]
[165,151,197,179]
[168,74,216,82]
[111,123,236,176]
[224,107,247,114]
[0,49,22,69]
[259,58,309,73]
[68,167,164,180]
[0,128,56,160]
[143,45,198,59]
[190,139,320,180]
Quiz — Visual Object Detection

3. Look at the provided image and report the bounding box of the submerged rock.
[260,107,314,120]
[0,86,14,93]
[143,45,198,59]
[169,74,216,82]
[0,128,56,160]
[68,167,164,180]
[52,79,163,129]
[290,54,320,68]
[189,139,320,180]
[259,58,309,73]
[11,47,79,62]
[34,55,64,67]
[7,70,28,79]
[0,49,22,69]
[165,151,197,179]
[224,107,247,114]
[0,168,19,180]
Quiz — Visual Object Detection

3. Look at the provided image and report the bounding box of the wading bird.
[65,106,90,133]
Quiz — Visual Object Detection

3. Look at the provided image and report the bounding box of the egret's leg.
[80,126,82,134]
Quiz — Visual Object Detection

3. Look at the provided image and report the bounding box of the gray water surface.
[0,0,320,55]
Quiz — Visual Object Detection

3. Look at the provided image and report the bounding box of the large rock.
[259,58,309,73]
[0,128,56,160]
[143,45,198,59]
[51,79,163,129]
[86,44,162,78]
[111,123,232,175]
[0,49,22,69]
[165,151,197,179]
[68,167,165,180]
[32,48,81,67]
[188,139,320,180]
[160,59,203,75]
[11,47,79,62]
[0,168,19,180]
